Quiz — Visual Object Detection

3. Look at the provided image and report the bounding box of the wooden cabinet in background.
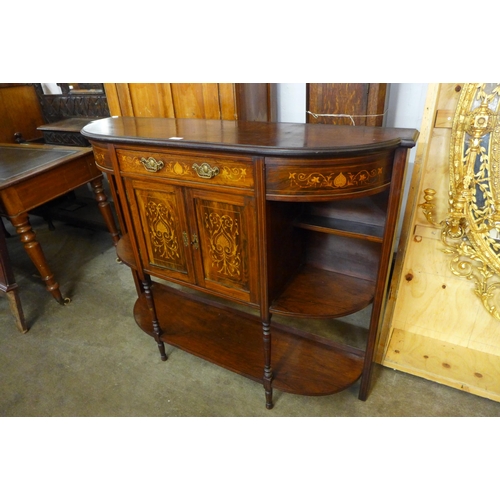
[0,84,45,143]
[306,83,387,126]
[104,83,276,122]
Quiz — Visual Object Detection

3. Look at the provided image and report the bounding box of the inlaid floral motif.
[146,199,181,263]
[204,211,241,278]
[288,168,383,190]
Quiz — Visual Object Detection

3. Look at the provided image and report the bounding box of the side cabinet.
[82,117,418,409]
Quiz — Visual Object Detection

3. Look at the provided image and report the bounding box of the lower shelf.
[134,282,365,396]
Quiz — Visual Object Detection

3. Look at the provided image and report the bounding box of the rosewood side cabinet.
[82,117,418,409]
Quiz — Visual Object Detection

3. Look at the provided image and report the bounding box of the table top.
[82,117,419,157]
[37,117,103,133]
[0,143,91,188]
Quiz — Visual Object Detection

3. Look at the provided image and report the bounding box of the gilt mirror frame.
[440,83,500,318]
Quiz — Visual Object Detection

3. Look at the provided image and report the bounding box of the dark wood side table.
[0,143,120,308]
[82,117,418,408]
[37,118,103,146]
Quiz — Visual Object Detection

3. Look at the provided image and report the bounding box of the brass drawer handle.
[140,157,164,173]
[192,162,220,179]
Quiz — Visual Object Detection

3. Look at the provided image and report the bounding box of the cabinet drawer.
[116,148,254,190]
[265,151,394,200]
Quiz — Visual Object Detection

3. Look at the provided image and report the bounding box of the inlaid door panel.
[188,189,258,304]
[126,179,195,284]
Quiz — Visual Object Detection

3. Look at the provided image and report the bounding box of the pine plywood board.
[381,83,500,403]
[384,329,500,403]
[377,83,442,358]
[392,238,482,347]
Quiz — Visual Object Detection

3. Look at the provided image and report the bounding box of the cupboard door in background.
[306,83,387,126]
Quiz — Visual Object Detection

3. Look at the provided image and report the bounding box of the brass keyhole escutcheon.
[191,233,199,250]
[183,231,198,249]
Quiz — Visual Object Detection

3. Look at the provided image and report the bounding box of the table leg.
[89,177,120,245]
[6,289,28,333]
[9,213,67,305]
[1,222,28,332]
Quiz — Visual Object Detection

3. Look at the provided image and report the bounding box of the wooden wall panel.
[171,83,221,119]
[0,84,45,143]
[379,83,500,403]
[103,83,274,122]
[218,83,237,120]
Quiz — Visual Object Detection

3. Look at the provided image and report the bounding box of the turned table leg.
[9,213,67,305]
[142,276,167,361]
[90,177,120,245]
[1,222,28,332]
[262,316,274,409]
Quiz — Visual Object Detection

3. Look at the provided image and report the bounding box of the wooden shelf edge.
[133,282,364,396]
[270,264,375,319]
[116,233,137,269]
[295,215,384,243]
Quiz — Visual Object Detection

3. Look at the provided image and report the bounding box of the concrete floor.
[1,213,500,417]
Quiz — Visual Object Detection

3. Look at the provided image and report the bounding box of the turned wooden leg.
[1,225,28,332]
[89,177,120,246]
[262,318,273,409]
[9,213,67,305]
[142,276,167,361]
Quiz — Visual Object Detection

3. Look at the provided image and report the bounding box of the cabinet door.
[126,179,196,284]
[187,189,259,304]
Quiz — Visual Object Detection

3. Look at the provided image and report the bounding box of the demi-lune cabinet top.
[81,117,418,157]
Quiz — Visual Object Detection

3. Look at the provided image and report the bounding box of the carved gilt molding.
[441,83,500,319]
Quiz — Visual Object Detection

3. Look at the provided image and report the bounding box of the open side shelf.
[294,215,384,242]
[134,282,365,396]
[270,264,375,318]
[116,233,136,268]
[294,195,388,242]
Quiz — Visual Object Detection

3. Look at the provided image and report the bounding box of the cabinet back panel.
[266,201,305,300]
[304,231,380,282]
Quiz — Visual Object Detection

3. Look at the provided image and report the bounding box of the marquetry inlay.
[93,150,107,168]
[221,166,247,182]
[145,198,181,264]
[119,153,249,185]
[288,167,383,190]
[204,211,241,279]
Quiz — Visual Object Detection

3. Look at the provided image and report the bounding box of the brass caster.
[63,297,72,305]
